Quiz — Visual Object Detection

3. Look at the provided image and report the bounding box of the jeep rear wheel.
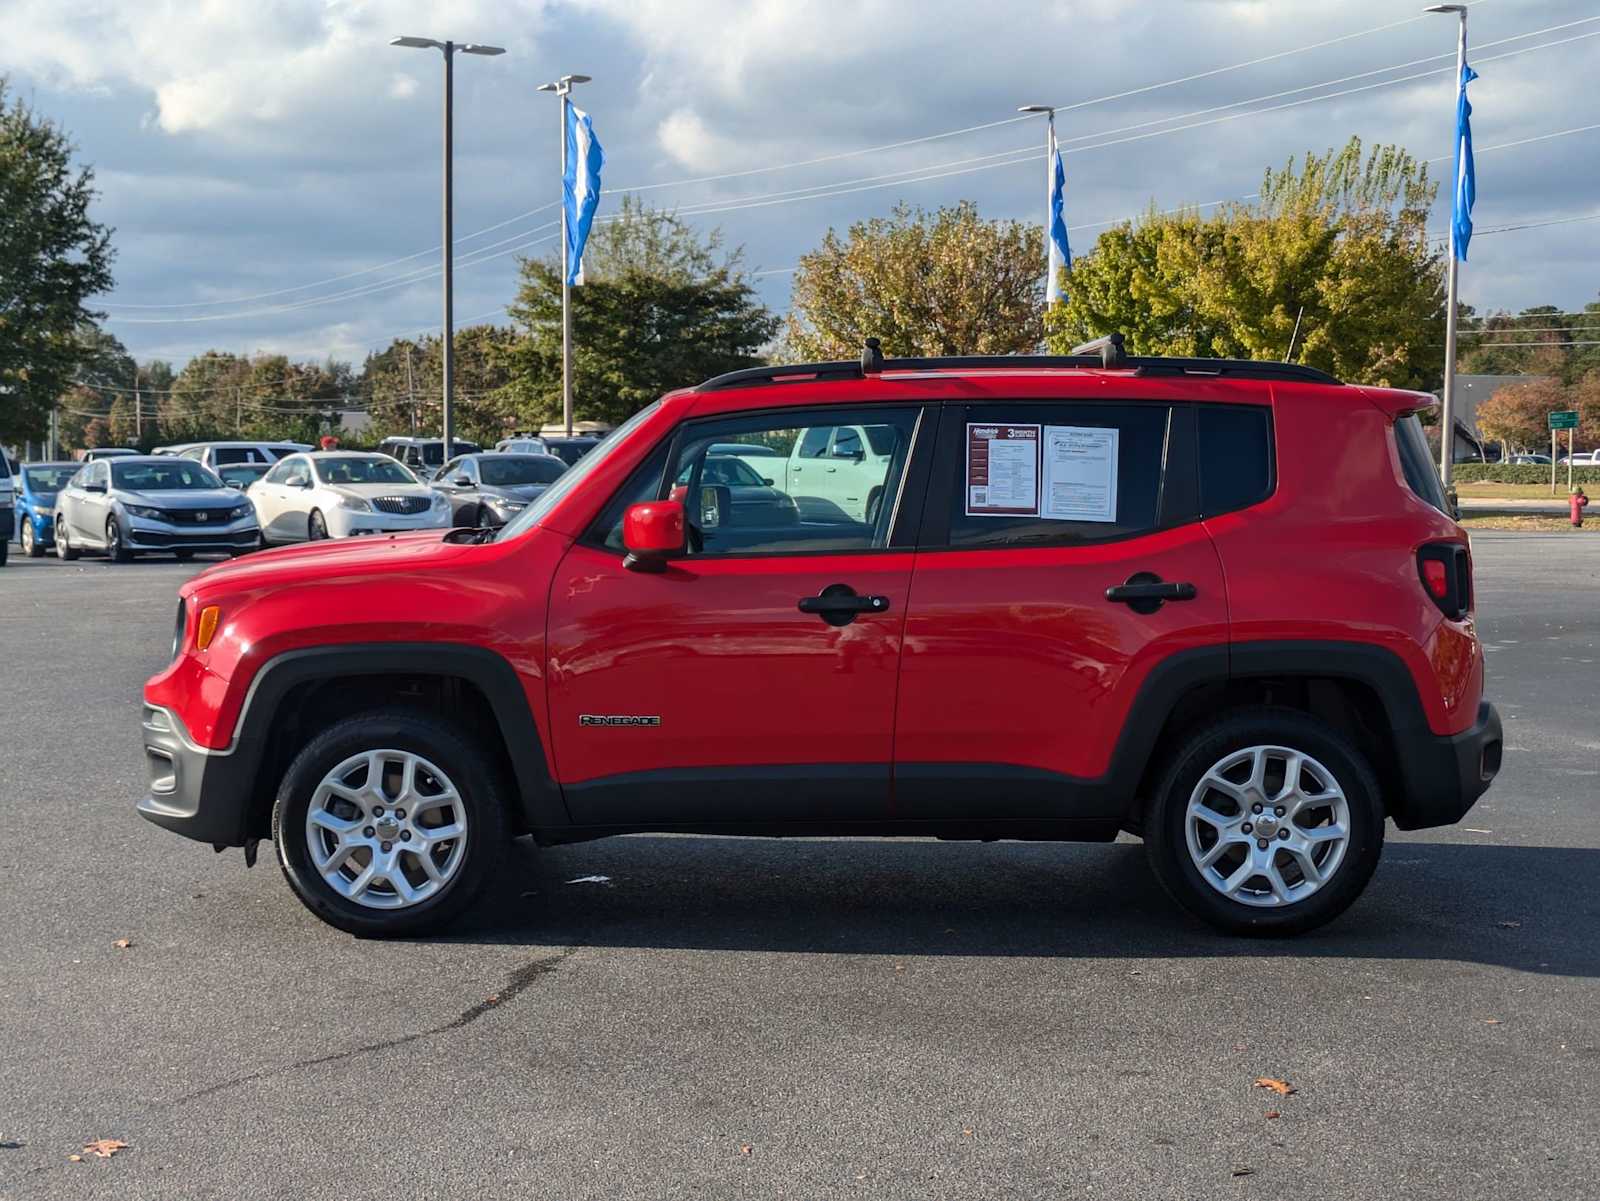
[1144,708,1383,936]
[272,709,509,937]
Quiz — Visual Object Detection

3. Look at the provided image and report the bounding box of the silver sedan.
[54,456,260,562]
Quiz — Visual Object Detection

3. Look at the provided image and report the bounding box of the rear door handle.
[1105,572,1196,614]
[798,583,890,627]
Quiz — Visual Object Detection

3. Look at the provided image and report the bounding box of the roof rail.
[696,343,1342,391]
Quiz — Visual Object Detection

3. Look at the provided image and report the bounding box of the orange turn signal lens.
[195,605,221,651]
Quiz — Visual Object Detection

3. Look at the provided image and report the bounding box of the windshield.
[481,456,566,486]
[112,460,223,491]
[315,456,419,486]
[422,440,480,466]
[25,465,77,494]
[497,402,661,541]
[219,463,270,486]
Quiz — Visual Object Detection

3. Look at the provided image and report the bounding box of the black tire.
[865,486,884,527]
[1143,707,1384,937]
[308,509,328,541]
[474,505,489,529]
[174,549,195,561]
[22,519,43,557]
[55,515,79,561]
[106,517,133,563]
[0,532,7,567]
[272,709,510,937]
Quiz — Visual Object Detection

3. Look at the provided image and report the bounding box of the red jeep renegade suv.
[139,337,1502,938]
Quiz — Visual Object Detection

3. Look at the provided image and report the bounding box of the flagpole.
[559,84,572,439]
[1429,3,1469,491]
[1017,103,1060,309]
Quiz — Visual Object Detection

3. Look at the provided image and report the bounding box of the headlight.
[486,495,526,513]
[230,504,254,520]
[336,494,370,511]
[125,504,164,520]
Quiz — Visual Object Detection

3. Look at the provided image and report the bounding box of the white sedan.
[248,452,453,543]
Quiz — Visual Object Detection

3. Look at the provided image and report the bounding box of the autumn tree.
[1475,378,1565,454]
[0,80,116,446]
[786,201,1043,359]
[1045,139,1445,389]
[360,324,518,445]
[161,351,352,443]
[506,196,777,427]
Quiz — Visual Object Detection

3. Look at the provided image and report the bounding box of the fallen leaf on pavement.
[1484,1018,1501,1024]
[112,939,132,950]
[67,1155,82,1162]
[739,1144,753,1156]
[1232,1167,1256,1177]
[1264,1111,1281,1120]
[962,1128,974,1137]
[485,995,499,1005]
[1254,1078,1296,1096]
[80,1140,127,1159]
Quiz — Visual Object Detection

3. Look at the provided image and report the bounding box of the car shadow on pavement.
[441,836,1600,978]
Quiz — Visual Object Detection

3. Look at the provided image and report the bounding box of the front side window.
[940,402,1173,549]
[595,406,921,557]
[25,465,76,495]
[796,427,832,459]
[481,456,565,486]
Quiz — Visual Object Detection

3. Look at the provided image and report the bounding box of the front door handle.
[798,583,890,627]
[1105,572,1196,614]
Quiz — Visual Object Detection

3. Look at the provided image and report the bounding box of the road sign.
[1550,410,1579,430]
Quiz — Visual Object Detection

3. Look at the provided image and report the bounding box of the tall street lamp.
[537,73,591,438]
[391,35,505,456]
[1425,3,1468,488]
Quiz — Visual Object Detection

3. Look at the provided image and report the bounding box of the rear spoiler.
[1359,386,1438,420]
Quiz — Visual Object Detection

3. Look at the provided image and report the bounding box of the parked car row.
[4,442,582,563]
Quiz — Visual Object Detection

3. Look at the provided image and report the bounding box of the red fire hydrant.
[1572,486,1589,527]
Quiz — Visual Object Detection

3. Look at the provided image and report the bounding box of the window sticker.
[1041,425,1119,522]
[965,423,1040,516]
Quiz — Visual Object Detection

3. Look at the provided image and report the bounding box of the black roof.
[698,353,1340,392]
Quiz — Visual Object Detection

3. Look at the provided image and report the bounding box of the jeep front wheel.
[272,710,509,937]
[1143,708,1384,936]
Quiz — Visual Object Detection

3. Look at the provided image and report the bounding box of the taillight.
[1417,543,1471,619]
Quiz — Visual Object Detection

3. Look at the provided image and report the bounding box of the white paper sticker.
[1041,425,1119,522]
[965,423,1040,516]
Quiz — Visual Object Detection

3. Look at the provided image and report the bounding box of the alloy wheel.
[304,749,469,910]
[1184,744,1351,908]
[21,520,34,556]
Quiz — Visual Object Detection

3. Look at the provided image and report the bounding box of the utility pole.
[391,34,505,456]
[538,73,592,438]
[134,375,142,443]
[404,343,417,435]
[235,385,242,435]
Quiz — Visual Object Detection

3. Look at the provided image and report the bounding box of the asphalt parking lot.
[2,533,1597,1200]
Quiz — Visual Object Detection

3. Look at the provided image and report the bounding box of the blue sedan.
[15,462,79,557]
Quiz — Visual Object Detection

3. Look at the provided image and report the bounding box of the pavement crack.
[171,948,573,1106]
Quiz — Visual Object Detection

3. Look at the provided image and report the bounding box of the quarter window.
[1197,405,1274,517]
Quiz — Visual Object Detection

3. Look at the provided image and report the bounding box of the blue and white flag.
[1046,142,1072,304]
[564,103,605,285]
[1451,60,1478,262]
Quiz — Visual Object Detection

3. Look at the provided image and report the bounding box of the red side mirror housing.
[622,500,686,571]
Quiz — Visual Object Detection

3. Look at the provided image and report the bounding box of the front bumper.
[328,508,451,537]
[127,514,258,553]
[137,705,258,846]
[1391,700,1503,830]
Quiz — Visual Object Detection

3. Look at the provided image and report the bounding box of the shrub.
[1452,463,1600,485]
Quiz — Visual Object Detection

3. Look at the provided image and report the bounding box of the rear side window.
[1197,405,1274,517]
[1395,415,1449,514]
[940,402,1172,549]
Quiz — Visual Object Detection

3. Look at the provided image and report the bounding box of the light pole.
[1018,103,1062,306]
[537,73,591,438]
[391,35,505,456]
[1425,3,1468,489]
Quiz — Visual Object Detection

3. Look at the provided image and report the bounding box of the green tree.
[0,81,116,445]
[785,201,1043,359]
[160,351,353,443]
[1045,139,1445,389]
[506,196,778,427]
[360,325,518,445]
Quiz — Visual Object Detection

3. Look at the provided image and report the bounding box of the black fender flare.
[231,642,564,832]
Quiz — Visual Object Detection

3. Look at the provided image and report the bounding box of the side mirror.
[622,500,686,573]
[86,482,107,494]
[761,476,774,486]
[225,480,245,490]
[452,475,472,487]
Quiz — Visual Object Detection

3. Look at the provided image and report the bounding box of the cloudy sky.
[5,0,1598,370]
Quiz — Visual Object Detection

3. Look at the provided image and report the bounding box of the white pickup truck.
[782,423,897,523]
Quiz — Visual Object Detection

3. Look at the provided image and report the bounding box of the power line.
[96,5,1486,313]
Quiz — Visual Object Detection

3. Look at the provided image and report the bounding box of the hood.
[120,488,244,509]
[327,481,436,499]
[484,483,550,503]
[185,529,470,598]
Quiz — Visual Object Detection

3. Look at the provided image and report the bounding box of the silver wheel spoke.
[305,748,469,912]
[1185,743,1350,910]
